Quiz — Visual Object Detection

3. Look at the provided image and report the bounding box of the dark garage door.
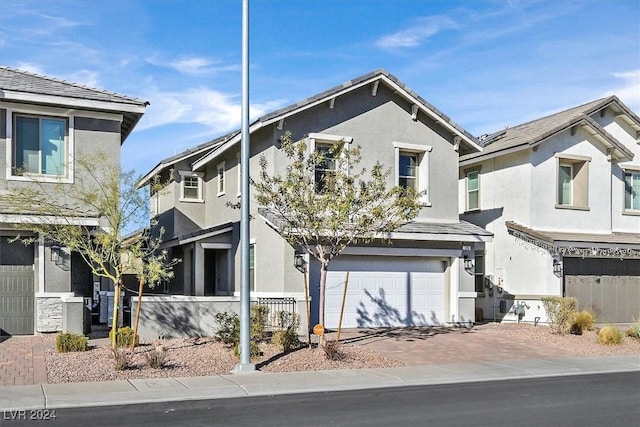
[564,258,640,323]
[0,266,35,335]
[0,237,35,336]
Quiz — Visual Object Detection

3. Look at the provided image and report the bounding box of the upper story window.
[624,170,640,212]
[393,141,432,205]
[179,171,203,202]
[555,154,590,210]
[217,161,226,196]
[466,170,480,211]
[314,143,337,193]
[307,133,353,194]
[12,114,69,179]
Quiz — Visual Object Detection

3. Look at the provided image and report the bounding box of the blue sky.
[1,0,639,176]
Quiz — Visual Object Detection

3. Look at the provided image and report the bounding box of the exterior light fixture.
[552,258,563,277]
[463,255,474,272]
[294,251,306,272]
[51,244,61,264]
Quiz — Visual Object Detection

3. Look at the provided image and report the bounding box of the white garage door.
[325,256,445,328]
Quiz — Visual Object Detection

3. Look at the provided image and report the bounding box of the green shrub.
[110,347,133,370]
[625,322,640,341]
[570,310,595,335]
[597,326,624,345]
[56,333,88,353]
[541,296,577,335]
[271,329,301,351]
[214,311,240,345]
[109,327,139,348]
[215,305,270,358]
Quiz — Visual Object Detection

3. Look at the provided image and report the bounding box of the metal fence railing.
[256,297,297,328]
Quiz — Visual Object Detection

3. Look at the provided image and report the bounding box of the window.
[555,155,590,209]
[474,252,485,293]
[624,171,640,211]
[558,164,573,205]
[398,152,418,192]
[314,144,336,193]
[393,142,432,205]
[217,161,226,196]
[466,170,480,211]
[307,133,353,193]
[179,171,203,202]
[13,114,68,177]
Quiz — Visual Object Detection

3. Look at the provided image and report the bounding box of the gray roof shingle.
[461,96,639,164]
[0,66,148,107]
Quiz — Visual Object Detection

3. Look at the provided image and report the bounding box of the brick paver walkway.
[0,336,48,386]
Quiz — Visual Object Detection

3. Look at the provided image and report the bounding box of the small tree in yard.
[1,152,178,348]
[253,131,422,326]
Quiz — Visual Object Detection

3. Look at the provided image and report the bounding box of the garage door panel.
[326,260,444,329]
[564,258,640,323]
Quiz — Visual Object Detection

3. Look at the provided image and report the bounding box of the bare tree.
[2,152,177,347]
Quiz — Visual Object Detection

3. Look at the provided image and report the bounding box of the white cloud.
[137,86,285,133]
[605,69,640,112]
[375,16,458,49]
[146,54,240,75]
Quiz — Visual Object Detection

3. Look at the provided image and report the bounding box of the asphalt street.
[3,372,639,426]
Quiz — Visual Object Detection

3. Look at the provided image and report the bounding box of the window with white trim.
[556,154,589,209]
[624,170,640,211]
[217,161,226,196]
[12,113,69,178]
[393,141,431,205]
[179,171,204,202]
[308,133,353,194]
[466,170,480,211]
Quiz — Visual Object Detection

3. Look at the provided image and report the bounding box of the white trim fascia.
[2,91,146,114]
[0,101,124,122]
[178,226,234,245]
[0,214,100,226]
[342,246,461,257]
[386,231,493,242]
[38,237,45,293]
[308,133,354,143]
[192,73,479,170]
[381,77,481,152]
[554,153,592,162]
[192,128,256,171]
[200,243,232,249]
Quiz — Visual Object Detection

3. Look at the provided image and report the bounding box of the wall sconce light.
[51,244,61,264]
[463,255,474,272]
[552,258,563,277]
[294,251,306,272]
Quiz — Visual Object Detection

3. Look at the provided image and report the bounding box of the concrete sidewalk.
[2,355,639,411]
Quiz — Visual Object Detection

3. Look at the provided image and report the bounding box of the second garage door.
[325,256,445,328]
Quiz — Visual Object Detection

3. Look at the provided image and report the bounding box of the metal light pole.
[235,0,255,372]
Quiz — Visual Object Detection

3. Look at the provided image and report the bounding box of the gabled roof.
[460,96,639,166]
[0,66,149,143]
[138,69,481,186]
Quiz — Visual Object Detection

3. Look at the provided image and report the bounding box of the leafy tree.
[1,152,177,347]
[253,131,422,325]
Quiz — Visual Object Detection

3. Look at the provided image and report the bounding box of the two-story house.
[138,69,492,336]
[460,96,640,324]
[0,66,148,336]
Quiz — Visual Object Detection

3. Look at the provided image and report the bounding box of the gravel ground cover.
[44,323,640,384]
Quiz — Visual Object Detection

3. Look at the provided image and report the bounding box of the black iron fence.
[256,297,297,328]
